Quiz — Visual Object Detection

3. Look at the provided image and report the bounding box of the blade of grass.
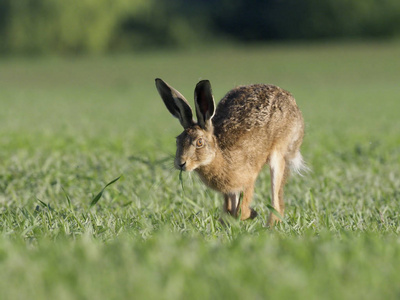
[179,169,185,193]
[178,170,203,210]
[61,187,72,209]
[267,204,285,223]
[90,175,122,208]
[183,195,202,210]
[37,199,48,208]
[37,199,55,211]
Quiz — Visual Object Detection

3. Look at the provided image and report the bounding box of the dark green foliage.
[210,0,400,40]
[1,0,400,54]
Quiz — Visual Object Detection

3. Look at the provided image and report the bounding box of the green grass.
[1,41,400,299]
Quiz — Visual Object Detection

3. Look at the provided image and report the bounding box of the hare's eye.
[196,138,204,148]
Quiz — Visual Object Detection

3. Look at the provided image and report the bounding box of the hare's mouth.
[178,161,187,171]
[175,160,189,171]
[175,160,197,172]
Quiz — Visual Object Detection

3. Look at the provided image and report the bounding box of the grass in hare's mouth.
[1,41,400,299]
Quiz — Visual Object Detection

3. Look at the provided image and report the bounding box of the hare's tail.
[288,151,309,176]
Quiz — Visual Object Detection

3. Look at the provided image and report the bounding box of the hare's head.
[155,79,216,172]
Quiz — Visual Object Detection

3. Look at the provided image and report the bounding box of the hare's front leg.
[268,151,289,226]
[223,192,240,217]
[239,184,258,220]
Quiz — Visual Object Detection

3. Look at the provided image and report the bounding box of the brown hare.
[155,78,305,226]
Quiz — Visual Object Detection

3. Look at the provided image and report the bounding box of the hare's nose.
[179,162,186,170]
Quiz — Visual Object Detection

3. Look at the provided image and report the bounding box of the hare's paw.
[240,207,258,220]
[267,212,283,227]
[250,208,258,219]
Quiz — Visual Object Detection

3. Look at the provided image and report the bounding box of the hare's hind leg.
[268,151,289,226]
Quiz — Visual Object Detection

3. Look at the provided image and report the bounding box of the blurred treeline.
[1,0,400,55]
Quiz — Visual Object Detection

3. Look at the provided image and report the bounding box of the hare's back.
[213,84,299,138]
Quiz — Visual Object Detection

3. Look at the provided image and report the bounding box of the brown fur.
[155,79,305,226]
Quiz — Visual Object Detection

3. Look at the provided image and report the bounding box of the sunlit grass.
[1,41,400,299]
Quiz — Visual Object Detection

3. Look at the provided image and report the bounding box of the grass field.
[1,41,400,299]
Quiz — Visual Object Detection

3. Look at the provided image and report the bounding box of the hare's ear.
[194,80,215,131]
[155,78,195,129]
